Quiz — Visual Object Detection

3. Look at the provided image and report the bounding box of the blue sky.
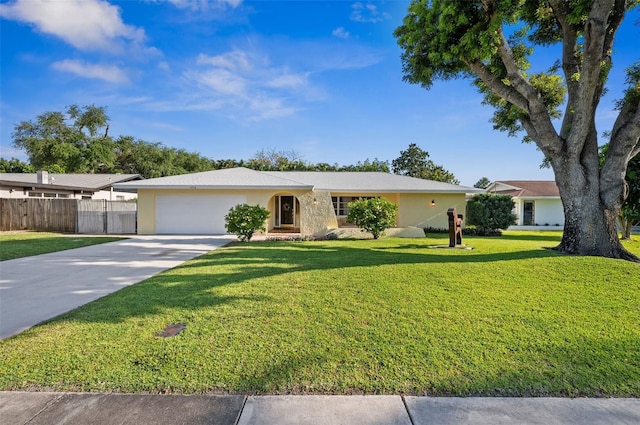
[1,0,638,186]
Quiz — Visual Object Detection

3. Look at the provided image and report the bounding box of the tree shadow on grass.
[34,241,563,326]
[499,233,563,243]
[8,240,639,397]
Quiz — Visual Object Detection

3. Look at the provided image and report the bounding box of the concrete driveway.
[0,235,234,340]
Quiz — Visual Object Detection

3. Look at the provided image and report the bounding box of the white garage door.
[156,194,247,234]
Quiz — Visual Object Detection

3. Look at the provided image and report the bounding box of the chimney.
[37,170,49,184]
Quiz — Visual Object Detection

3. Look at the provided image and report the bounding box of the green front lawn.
[0,232,124,261]
[1,232,638,396]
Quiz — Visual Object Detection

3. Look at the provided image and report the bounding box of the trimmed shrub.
[225,204,270,242]
[466,193,517,231]
[346,197,398,239]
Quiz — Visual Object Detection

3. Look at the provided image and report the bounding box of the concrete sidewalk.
[0,235,234,340]
[1,392,639,425]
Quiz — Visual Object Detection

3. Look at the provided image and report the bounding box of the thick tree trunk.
[554,160,639,262]
[619,216,633,240]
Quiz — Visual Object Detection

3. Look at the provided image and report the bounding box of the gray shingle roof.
[114,167,481,193]
[0,173,141,191]
[114,167,313,190]
[265,171,479,193]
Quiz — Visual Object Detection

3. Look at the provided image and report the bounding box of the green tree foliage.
[248,148,307,171]
[247,149,390,172]
[395,1,640,261]
[474,177,492,189]
[0,158,34,173]
[392,143,459,184]
[10,106,395,177]
[112,136,215,178]
[225,204,270,242]
[346,197,399,239]
[12,105,115,173]
[10,105,218,178]
[466,194,517,231]
[335,158,390,172]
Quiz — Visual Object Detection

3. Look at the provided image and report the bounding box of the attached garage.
[155,194,246,234]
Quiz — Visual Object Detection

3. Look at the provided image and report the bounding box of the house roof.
[0,173,142,192]
[114,167,313,190]
[114,167,482,194]
[487,180,560,197]
[265,171,479,193]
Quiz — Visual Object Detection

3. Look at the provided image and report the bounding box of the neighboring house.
[114,167,483,237]
[0,171,141,201]
[485,180,564,228]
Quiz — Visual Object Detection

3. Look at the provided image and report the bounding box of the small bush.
[423,227,448,235]
[225,204,270,242]
[346,197,398,239]
[463,227,502,237]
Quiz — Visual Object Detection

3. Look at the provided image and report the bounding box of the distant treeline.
[1,105,390,178]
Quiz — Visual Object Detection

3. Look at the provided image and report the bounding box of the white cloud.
[0,0,151,54]
[51,59,129,83]
[165,0,242,11]
[180,49,314,120]
[197,51,252,71]
[248,96,296,121]
[350,2,390,23]
[332,27,350,39]
[266,73,309,89]
[158,61,171,71]
[187,68,247,96]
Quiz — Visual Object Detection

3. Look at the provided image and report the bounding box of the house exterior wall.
[90,189,137,201]
[398,193,466,229]
[137,188,314,235]
[136,188,463,236]
[515,197,564,226]
[0,185,135,200]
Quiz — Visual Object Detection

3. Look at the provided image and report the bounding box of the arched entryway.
[272,194,300,232]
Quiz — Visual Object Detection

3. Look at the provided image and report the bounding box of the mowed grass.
[0,232,124,261]
[0,232,638,396]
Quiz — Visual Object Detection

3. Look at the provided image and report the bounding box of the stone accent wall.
[299,190,338,236]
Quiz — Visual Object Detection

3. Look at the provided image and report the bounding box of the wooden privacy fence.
[0,199,137,234]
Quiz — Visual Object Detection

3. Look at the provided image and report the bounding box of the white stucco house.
[485,180,564,229]
[114,167,483,237]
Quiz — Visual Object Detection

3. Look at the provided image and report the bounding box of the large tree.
[396,0,640,261]
[12,105,115,173]
[392,143,459,184]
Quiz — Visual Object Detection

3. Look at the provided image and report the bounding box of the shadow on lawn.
[13,240,640,397]
[43,241,562,327]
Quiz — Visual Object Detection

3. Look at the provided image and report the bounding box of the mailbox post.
[447,208,463,247]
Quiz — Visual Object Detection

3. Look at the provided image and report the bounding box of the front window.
[331,196,375,216]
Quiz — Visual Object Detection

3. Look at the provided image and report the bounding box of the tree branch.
[601,97,640,207]
[548,0,580,140]
[493,27,562,154]
[568,0,615,155]
[467,60,529,110]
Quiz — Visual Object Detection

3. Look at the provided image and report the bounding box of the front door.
[523,201,535,225]
[280,196,295,227]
